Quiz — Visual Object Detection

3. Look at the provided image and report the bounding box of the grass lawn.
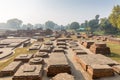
[107,42,120,63]
[0,44,38,70]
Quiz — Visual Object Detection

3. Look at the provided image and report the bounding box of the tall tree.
[7,18,22,30]
[88,15,100,32]
[99,18,118,34]
[69,22,80,30]
[45,21,56,29]
[109,5,120,29]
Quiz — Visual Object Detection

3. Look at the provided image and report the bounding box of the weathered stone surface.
[29,57,44,65]
[72,47,82,51]
[58,45,67,49]
[53,48,65,53]
[57,42,66,45]
[112,65,120,74]
[0,61,22,77]
[74,50,87,55]
[0,48,13,60]
[83,40,94,48]
[87,64,114,79]
[14,54,33,63]
[52,73,74,80]
[108,38,120,44]
[69,42,79,48]
[75,54,118,71]
[23,41,31,47]
[29,43,41,50]
[39,45,52,53]
[13,64,43,80]
[47,53,71,76]
[57,38,72,42]
[90,42,110,55]
[44,41,53,45]
[37,37,44,42]
[34,52,49,58]
[93,42,106,48]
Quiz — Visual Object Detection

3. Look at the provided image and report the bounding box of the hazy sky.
[0,0,120,25]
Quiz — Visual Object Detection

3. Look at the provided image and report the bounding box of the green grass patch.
[107,42,120,63]
[94,31,105,35]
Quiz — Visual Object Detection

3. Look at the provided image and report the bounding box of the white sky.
[0,0,120,25]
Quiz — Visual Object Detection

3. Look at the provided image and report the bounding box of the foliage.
[88,15,100,32]
[45,21,56,29]
[79,15,100,33]
[99,18,118,34]
[69,22,80,30]
[109,5,120,29]
[7,18,23,30]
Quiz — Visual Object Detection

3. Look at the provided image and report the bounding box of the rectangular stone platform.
[47,53,71,76]
[83,40,94,48]
[87,64,114,79]
[58,45,67,49]
[72,47,82,51]
[29,43,41,50]
[90,42,110,55]
[52,73,74,80]
[12,64,43,80]
[75,54,118,71]
[0,61,22,77]
[57,38,72,42]
[14,54,33,63]
[53,48,65,53]
[108,38,120,44]
[39,47,52,53]
[44,41,53,45]
[56,42,66,45]
[74,50,87,55]
[0,48,13,60]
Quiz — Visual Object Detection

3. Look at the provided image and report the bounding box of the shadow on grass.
[108,52,120,58]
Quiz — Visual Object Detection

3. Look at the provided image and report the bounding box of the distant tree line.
[0,19,65,30]
[66,5,120,35]
[0,5,120,35]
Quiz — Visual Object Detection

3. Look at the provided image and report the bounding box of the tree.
[22,24,27,30]
[88,15,100,32]
[45,21,56,29]
[99,18,118,34]
[7,18,23,30]
[26,23,33,30]
[69,22,80,30]
[34,24,43,29]
[109,5,120,29]
[95,15,100,20]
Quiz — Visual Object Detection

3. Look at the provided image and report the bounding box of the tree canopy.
[69,22,80,30]
[99,18,118,34]
[45,21,56,29]
[109,5,120,29]
[88,15,100,32]
[7,18,23,29]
